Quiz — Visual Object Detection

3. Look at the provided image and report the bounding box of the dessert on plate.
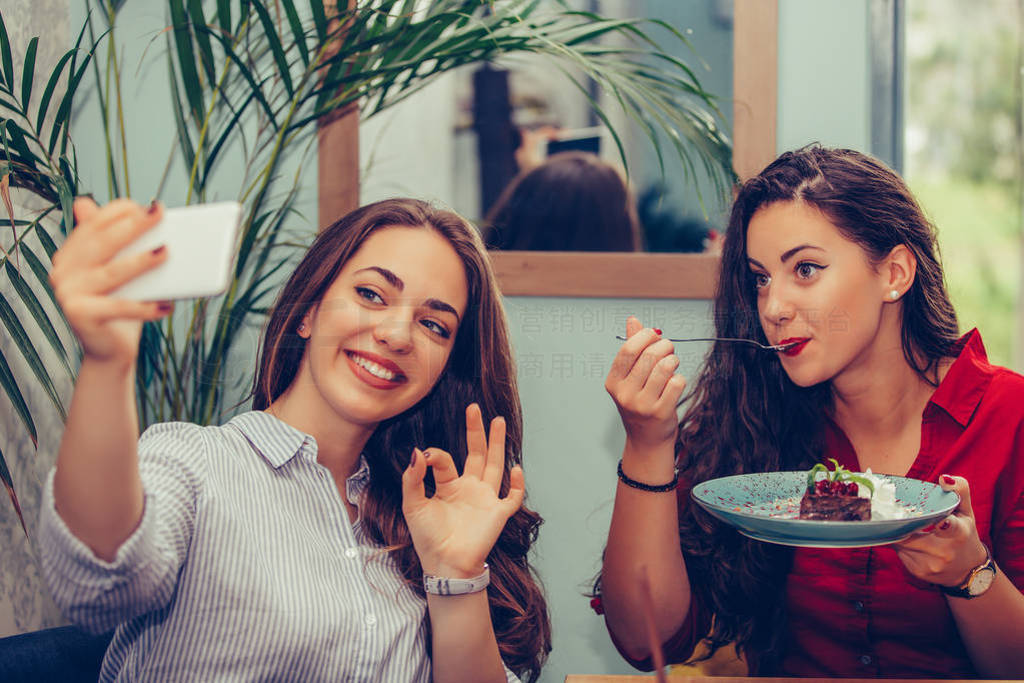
[799,459,876,521]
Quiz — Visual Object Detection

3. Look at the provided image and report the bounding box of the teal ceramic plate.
[691,471,960,548]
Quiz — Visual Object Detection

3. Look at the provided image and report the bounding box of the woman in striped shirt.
[40,197,550,681]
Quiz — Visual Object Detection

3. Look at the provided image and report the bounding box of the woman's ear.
[297,309,314,339]
[883,244,917,302]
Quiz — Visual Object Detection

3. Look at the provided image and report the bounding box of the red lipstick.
[779,337,810,357]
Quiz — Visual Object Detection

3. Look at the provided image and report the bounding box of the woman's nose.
[761,283,796,326]
[372,314,413,353]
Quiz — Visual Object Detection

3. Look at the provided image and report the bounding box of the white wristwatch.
[938,545,997,599]
[423,564,490,596]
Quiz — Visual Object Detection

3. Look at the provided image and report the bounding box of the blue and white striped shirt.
[39,411,520,682]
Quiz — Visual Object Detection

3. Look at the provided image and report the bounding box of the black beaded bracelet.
[617,459,679,492]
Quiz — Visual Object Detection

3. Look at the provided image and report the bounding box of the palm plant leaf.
[0,444,28,536]
[19,239,61,312]
[19,37,38,111]
[250,1,295,97]
[4,260,72,377]
[169,0,207,126]
[166,46,198,187]
[34,51,75,133]
[187,0,219,85]
[0,10,14,89]
[48,46,98,158]
[33,221,59,259]
[0,347,37,448]
[216,0,234,37]
[308,0,328,44]
[0,295,66,420]
[279,0,310,68]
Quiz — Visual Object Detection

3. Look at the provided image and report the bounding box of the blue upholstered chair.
[0,626,111,682]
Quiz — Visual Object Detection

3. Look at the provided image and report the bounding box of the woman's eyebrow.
[779,244,825,263]
[747,245,825,270]
[355,266,404,290]
[425,299,460,323]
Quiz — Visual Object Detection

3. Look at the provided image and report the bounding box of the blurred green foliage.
[905,0,1022,368]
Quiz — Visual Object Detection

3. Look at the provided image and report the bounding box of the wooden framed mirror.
[319,0,778,299]
[490,0,777,299]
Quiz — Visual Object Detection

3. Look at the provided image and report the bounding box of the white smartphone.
[111,201,243,301]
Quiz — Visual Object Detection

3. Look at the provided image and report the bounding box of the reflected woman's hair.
[483,151,642,251]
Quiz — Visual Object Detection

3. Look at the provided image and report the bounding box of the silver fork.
[614,335,801,352]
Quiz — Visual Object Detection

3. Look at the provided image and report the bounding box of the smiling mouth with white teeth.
[346,352,406,383]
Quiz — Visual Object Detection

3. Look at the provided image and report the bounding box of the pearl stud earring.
[889,289,900,300]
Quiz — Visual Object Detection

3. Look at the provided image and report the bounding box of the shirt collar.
[228,411,372,503]
[928,328,995,427]
[228,410,314,468]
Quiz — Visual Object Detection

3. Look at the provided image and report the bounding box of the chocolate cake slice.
[798,460,874,521]
[799,490,871,520]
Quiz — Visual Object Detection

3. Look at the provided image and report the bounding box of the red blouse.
[610,330,1024,677]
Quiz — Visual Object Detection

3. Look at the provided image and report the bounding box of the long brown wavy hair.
[251,198,551,680]
[676,146,960,672]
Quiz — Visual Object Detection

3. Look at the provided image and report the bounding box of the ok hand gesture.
[402,403,525,578]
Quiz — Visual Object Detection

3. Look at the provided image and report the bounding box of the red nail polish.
[654,328,662,336]
[151,245,166,256]
[147,200,159,214]
[157,301,174,312]
[939,519,952,531]
[941,474,955,485]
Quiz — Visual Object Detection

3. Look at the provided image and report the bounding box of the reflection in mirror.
[356,2,733,253]
[453,0,735,253]
[482,151,643,252]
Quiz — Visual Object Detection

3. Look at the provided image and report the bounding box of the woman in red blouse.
[598,146,1024,677]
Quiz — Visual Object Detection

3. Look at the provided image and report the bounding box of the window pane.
[904,0,1022,368]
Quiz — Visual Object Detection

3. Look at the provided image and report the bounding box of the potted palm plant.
[0,0,733,531]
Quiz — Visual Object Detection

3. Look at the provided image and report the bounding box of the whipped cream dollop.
[856,469,909,520]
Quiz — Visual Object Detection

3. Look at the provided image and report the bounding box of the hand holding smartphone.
[110,201,242,301]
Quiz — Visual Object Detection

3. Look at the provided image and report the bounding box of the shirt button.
[364,613,377,627]
[345,547,358,559]
[859,654,872,666]
[853,600,865,612]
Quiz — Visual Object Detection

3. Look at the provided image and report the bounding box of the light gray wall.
[777,0,872,153]
[508,296,713,682]
[360,73,460,208]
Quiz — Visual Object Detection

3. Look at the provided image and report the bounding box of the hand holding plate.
[891,474,988,587]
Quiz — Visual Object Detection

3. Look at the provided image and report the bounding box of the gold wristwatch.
[938,544,997,599]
